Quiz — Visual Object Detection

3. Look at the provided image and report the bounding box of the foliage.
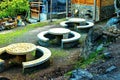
[50,48,68,59]
[64,48,104,77]
[75,48,105,69]
[0,0,29,18]
[64,71,72,76]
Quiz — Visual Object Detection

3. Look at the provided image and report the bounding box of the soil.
[88,38,120,80]
[0,20,120,80]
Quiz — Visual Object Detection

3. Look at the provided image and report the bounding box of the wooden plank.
[30,2,42,4]
[72,0,100,6]
[71,0,76,4]
[72,0,85,4]
[31,9,39,13]
[78,0,85,4]
[85,0,94,4]
[101,0,114,6]
[31,12,39,19]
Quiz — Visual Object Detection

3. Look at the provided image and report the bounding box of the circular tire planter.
[77,21,94,29]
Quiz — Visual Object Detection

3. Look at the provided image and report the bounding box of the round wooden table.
[6,43,36,55]
[6,43,36,64]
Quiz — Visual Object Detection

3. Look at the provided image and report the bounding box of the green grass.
[75,48,105,69]
[64,71,72,76]
[49,48,69,58]
[0,19,65,46]
[64,48,105,76]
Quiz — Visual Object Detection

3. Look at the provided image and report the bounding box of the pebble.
[103,52,112,59]
[106,65,117,73]
[70,69,93,80]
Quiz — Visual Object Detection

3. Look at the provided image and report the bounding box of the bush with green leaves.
[0,0,29,18]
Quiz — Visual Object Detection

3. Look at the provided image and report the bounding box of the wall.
[71,0,115,21]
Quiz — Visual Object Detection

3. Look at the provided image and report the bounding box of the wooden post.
[93,0,97,22]
[50,0,52,22]
[38,1,40,21]
[66,0,68,19]
[46,1,48,14]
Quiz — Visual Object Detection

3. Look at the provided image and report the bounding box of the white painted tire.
[60,21,69,27]
[77,21,94,29]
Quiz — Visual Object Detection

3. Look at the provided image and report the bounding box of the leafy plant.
[0,0,29,18]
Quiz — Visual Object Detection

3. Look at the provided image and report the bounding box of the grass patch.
[49,48,68,58]
[0,19,65,46]
[64,48,105,77]
[75,48,105,69]
[64,71,72,76]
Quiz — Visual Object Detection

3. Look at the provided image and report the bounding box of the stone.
[105,17,120,28]
[103,52,112,59]
[97,44,104,51]
[82,26,104,59]
[70,69,93,80]
[82,16,120,59]
[106,66,117,73]
[93,74,111,80]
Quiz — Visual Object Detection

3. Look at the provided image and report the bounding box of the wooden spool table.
[48,28,71,44]
[68,18,86,29]
[6,43,36,64]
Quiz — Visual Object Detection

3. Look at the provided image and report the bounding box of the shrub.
[0,0,29,18]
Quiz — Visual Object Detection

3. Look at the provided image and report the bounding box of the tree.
[0,0,29,18]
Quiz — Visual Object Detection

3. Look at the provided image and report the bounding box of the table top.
[6,43,36,55]
[48,28,70,35]
[68,18,86,23]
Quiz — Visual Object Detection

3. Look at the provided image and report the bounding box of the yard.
[0,18,120,80]
[0,0,120,80]
[0,19,83,80]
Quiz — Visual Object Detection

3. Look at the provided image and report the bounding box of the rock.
[93,71,120,80]
[105,17,120,28]
[70,69,93,80]
[97,44,104,51]
[103,52,112,59]
[82,16,120,59]
[93,74,107,80]
[106,66,117,73]
[82,26,104,59]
